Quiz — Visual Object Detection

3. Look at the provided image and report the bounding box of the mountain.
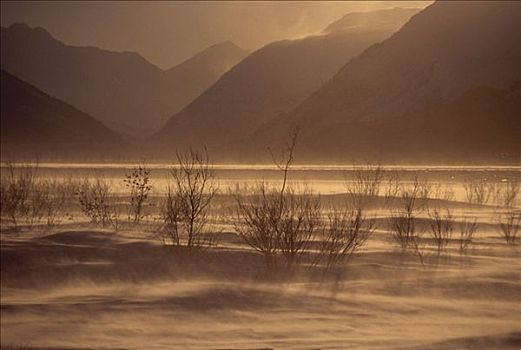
[386,84,521,163]
[153,8,420,154]
[0,23,249,137]
[1,70,129,159]
[297,84,520,163]
[323,7,419,34]
[255,1,521,163]
[165,41,250,108]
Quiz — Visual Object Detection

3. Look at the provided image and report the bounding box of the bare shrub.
[39,182,62,227]
[276,189,321,268]
[499,181,520,208]
[124,163,152,223]
[266,130,320,270]
[235,184,320,270]
[0,163,38,228]
[76,179,117,228]
[1,162,81,230]
[40,179,79,228]
[432,182,455,202]
[459,218,478,253]
[463,178,495,205]
[497,211,520,245]
[319,208,374,270]
[388,178,424,264]
[427,208,454,254]
[389,212,415,249]
[417,179,432,199]
[234,183,281,270]
[384,171,402,206]
[0,181,11,226]
[157,148,217,249]
[404,176,427,209]
[26,183,48,224]
[345,164,384,209]
[236,127,322,270]
[157,187,182,246]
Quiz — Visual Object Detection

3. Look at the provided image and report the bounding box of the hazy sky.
[1,1,432,69]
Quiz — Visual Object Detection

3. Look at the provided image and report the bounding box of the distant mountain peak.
[214,40,242,49]
[264,1,521,163]
[5,22,41,31]
[323,7,421,34]
[2,22,54,40]
[152,6,419,154]
[2,22,156,66]
[1,24,249,137]
[201,40,248,57]
[167,40,249,71]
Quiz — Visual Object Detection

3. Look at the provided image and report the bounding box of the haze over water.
[2,162,520,198]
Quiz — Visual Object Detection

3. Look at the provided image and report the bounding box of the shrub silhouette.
[157,148,217,249]
[124,162,152,223]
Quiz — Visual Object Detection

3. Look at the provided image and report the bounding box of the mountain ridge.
[1,23,249,137]
[248,1,521,163]
[152,7,420,155]
[1,69,130,160]
[323,7,420,34]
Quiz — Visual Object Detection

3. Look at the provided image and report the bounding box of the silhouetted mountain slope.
[300,84,520,163]
[254,1,521,163]
[153,8,419,152]
[166,41,249,104]
[1,70,129,159]
[1,24,248,137]
[323,7,419,34]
